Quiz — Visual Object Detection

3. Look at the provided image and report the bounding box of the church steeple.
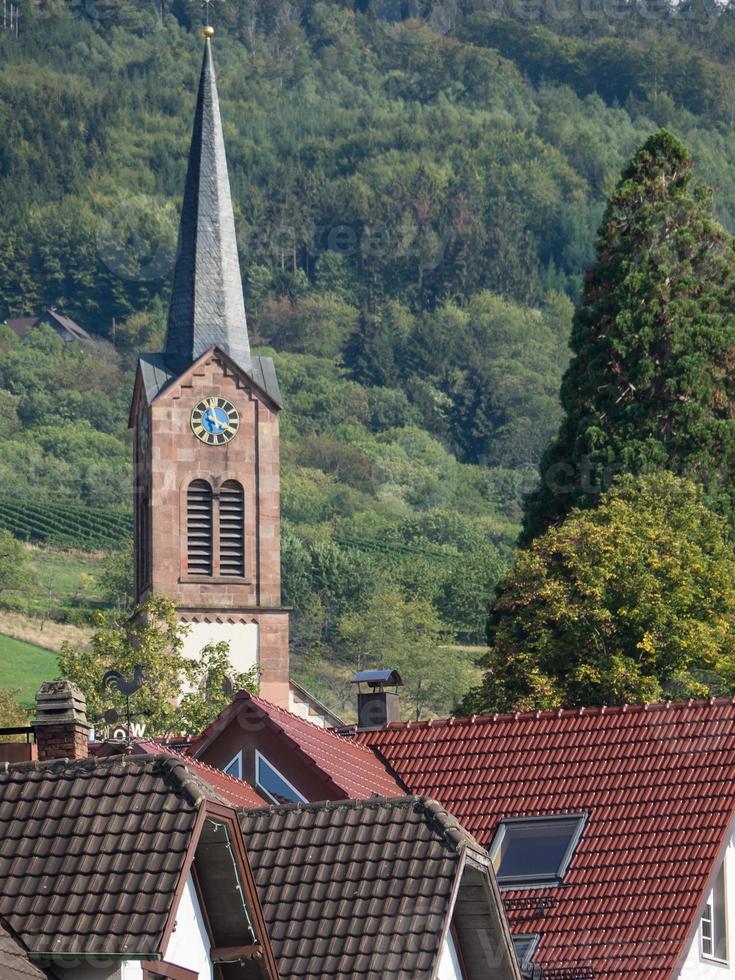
[164,31,251,373]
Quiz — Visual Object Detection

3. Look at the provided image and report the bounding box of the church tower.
[128,29,289,707]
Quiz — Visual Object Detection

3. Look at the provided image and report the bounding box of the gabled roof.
[44,309,91,340]
[3,310,90,341]
[134,348,282,414]
[193,691,404,800]
[0,921,49,980]
[239,795,520,980]
[353,698,735,979]
[4,316,40,338]
[0,754,242,956]
[122,736,268,807]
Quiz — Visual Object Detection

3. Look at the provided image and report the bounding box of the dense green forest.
[6,0,735,713]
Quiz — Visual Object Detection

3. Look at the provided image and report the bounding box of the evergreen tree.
[523,131,735,542]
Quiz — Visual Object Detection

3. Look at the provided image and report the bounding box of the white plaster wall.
[120,965,142,980]
[288,688,327,728]
[437,930,464,980]
[163,873,213,979]
[678,838,735,978]
[180,620,259,678]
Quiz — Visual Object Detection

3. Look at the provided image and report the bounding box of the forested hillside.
[5,0,735,714]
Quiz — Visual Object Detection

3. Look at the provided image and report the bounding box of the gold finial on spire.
[203,24,214,37]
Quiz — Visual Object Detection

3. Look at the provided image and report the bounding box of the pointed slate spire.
[164,32,251,373]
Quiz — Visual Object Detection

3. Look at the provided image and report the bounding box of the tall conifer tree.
[523,131,735,542]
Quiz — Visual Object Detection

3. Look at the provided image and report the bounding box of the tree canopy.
[463,473,735,714]
[523,131,735,542]
[58,595,257,736]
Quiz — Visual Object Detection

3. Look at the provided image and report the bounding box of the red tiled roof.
[119,738,268,808]
[194,692,404,800]
[353,698,735,979]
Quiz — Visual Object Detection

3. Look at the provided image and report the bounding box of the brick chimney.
[33,681,90,761]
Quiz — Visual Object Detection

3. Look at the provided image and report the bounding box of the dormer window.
[490,814,587,888]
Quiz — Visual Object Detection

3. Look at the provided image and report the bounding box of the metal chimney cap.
[351,669,403,688]
[34,680,88,727]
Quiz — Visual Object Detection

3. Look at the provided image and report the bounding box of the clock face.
[191,396,240,445]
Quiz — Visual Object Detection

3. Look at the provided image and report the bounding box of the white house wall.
[120,873,212,980]
[437,930,464,980]
[163,872,213,978]
[678,838,735,979]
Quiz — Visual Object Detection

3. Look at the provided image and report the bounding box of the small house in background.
[3,307,91,342]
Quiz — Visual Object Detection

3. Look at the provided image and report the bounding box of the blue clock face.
[191,396,240,445]
[203,406,229,433]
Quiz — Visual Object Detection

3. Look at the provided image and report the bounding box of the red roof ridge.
[246,692,383,758]
[353,694,735,734]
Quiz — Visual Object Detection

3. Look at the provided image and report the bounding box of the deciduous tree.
[464,473,735,713]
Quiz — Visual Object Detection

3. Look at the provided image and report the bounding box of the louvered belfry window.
[187,480,213,575]
[219,480,245,576]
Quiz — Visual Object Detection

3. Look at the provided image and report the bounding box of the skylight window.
[512,934,540,971]
[490,814,587,888]
[255,751,307,805]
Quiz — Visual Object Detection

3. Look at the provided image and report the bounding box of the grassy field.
[0,546,107,623]
[0,634,59,706]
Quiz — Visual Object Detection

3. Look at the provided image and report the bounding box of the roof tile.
[355,698,735,979]
[239,796,483,979]
[0,755,213,956]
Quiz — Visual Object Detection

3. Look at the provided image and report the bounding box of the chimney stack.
[352,669,403,730]
[33,681,90,761]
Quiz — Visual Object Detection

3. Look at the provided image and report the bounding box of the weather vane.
[199,0,222,30]
[101,666,146,746]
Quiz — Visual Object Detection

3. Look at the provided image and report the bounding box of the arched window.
[187,480,213,575]
[219,480,245,576]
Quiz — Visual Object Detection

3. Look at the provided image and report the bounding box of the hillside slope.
[3,0,735,714]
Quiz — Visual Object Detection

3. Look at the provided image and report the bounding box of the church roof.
[137,349,282,408]
[163,35,251,375]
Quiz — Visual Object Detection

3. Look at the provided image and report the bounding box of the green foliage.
[58,594,255,736]
[0,688,30,741]
[0,531,34,594]
[339,583,476,720]
[0,496,132,551]
[9,0,735,715]
[524,131,735,541]
[98,542,135,610]
[464,473,735,714]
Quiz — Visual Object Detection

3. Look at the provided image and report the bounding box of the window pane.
[224,753,242,779]
[493,816,585,885]
[702,904,713,957]
[257,755,304,804]
[512,935,539,969]
[713,864,727,961]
